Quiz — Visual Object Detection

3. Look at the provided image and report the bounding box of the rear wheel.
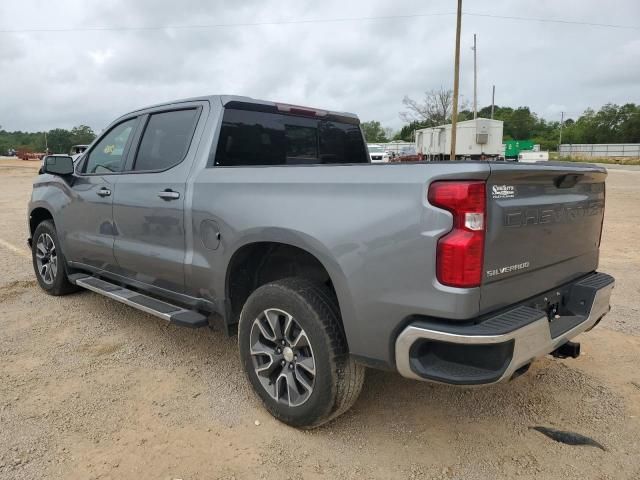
[32,220,78,296]
[238,277,365,428]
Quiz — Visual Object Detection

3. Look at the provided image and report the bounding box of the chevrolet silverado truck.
[28,95,614,428]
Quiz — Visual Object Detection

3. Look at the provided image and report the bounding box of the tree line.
[361,88,640,150]
[4,98,639,155]
[1,125,96,155]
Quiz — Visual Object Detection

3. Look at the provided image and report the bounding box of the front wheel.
[31,220,78,296]
[238,277,365,428]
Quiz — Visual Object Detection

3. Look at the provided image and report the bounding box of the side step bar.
[72,275,209,328]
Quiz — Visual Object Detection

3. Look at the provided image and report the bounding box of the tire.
[238,277,365,429]
[31,220,78,296]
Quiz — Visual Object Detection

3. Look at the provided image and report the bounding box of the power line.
[0,11,638,34]
[463,12,640,31]
[0,12,456,33]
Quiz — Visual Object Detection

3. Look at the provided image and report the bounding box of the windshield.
[368,145,383,153]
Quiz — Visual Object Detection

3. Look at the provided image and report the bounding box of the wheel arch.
[29,206,55,237]
[224,236,355,347]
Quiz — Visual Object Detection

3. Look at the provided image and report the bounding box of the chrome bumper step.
[72,275,209,328]
[395,272,615,385]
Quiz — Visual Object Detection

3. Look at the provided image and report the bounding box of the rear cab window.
[212,107,368,167]
[133,109,200,172]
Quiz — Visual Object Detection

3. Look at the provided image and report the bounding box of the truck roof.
[126,94,359,122]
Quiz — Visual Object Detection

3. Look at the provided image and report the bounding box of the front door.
[61,117,139,271]
[112,107,202,294]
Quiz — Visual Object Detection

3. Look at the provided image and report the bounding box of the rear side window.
[213,109,367,166]
[133,109,200,171]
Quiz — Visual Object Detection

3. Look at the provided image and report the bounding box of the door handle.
[97,187,111,197]
[158,190,180,200]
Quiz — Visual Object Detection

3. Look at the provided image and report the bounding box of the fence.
[559,144,640,158]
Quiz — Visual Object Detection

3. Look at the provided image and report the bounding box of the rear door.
[481,162,607,312]
[111,104,204,293]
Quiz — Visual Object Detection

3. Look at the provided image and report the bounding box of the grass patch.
[549,152,640,165]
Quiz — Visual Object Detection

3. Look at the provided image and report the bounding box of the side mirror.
[43,156,75,176]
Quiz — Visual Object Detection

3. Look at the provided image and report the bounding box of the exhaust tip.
[551,340,581,359]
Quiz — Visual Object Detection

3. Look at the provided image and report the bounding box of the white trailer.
[415,118,504,160]
[518,151,549,163]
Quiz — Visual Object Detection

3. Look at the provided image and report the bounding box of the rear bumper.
[394,272,614,385]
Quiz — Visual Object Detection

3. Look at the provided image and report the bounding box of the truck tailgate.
[481,162,607,312]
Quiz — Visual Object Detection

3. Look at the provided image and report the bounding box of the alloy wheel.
[249,308,316,407]
[35,233,57,285]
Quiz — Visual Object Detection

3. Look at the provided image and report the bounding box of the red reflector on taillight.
[428,181,486,288]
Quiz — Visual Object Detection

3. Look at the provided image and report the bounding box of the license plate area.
[523,273,613,338]
[526,286,572,322]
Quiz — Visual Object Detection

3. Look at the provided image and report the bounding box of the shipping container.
[504,139,535,159]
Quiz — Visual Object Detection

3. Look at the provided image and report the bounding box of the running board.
[73,275,209,328]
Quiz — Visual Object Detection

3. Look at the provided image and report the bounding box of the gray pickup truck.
[28,95,614,428]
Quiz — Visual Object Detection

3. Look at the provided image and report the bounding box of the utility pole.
[558,111,564,153]
[491,85,495,119]
[472,33,477,120]
[450,0,462,161]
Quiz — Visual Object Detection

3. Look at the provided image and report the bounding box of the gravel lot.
[1,158,639,480]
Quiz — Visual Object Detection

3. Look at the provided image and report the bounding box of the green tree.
[70,125,96,145]
[46,128,73,154]
[504,107,537,140]
[561,103,640,144]
[1,124,98,155]
[618,104,640,143]
[394,120,430,142]
[0,129,46,154]
[361,121,389,143]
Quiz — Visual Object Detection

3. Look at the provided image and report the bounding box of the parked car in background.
[391,146,421,162]
[367,144,390,163]
[70,144,89,156]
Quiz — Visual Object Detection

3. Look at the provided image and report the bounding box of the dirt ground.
[1,157,639,480]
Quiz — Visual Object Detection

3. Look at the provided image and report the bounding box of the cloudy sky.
[1,0,639,133]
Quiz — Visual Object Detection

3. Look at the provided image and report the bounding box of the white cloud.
[88,49,114,66]
[0,0,638,132]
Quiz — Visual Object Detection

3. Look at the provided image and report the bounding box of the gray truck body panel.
[28,95,611,370]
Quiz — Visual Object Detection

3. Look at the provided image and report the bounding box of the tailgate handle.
[554,173,582,189]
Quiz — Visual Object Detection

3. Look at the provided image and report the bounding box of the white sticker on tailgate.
[492,185,516,199]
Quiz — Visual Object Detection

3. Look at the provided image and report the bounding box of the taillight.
[428,181,486,288]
